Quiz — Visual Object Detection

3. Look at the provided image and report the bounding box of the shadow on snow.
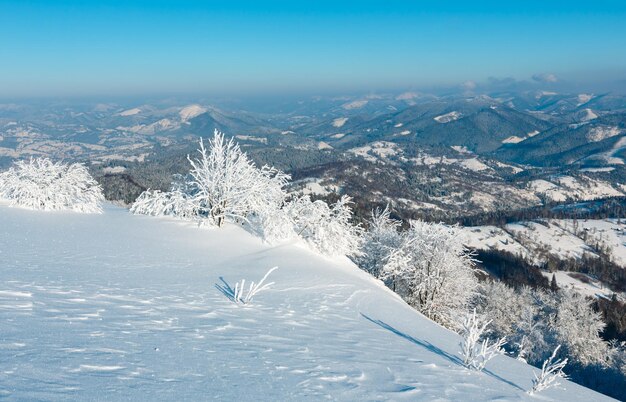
[361,313,524,392]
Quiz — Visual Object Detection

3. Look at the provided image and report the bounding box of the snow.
[460,158,491,172]
[541,271,613,299]
[469,192,498,210]
[493,161,524,174]
[451,145,472,154]
[235,135,268,144]
[332,117,348,128]
[409,152,501,175]
[102,166,127,174]
[433,111,462,123]
[118,108,141,116]
[502,136,525,144]
[528,177,624,203]
[0,204,610,400]
[118,118,178,135]
[463,218,626,273]
[461,226,531,260]
[317,141,333,150]
[293,178,338,197]
[179,105,207,121]
[505,221,594,261]
[587,126,621,143]
[527,130,540,137]
[579,167,615,173]
[348,142,401,163]
[577,94,594,106]
[341,100,368,110]
[588,136,626,165]
[502,131,540,144]
[579,108,598,122]
[555,219,626,267]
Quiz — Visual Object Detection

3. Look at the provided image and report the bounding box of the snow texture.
[179,105,207,121]
[118,108,141,116]
[0,204,611,400]
[332,117,348,128]
[434,111,462,123]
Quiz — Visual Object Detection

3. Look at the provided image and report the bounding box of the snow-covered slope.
[0,204,611,400]
[462,218,626,270]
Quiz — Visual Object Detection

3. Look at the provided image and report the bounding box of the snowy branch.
[529,345,568,394]
[217,267,278,305]
[459,309,506,371]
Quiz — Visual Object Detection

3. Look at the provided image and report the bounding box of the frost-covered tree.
[459,309,506,371]
[131,131,363,258]
[131,130,289,227]
[286,195,363,257]
[0,157,104,213]
[381,220,478,327]
[476,281,525,338]
[186,131,289,227]
[511,287,553,364]
[552,290,610,366]
[476,283,551,364]
[354,205,402,278]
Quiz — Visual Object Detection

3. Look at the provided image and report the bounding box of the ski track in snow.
[0,204,610,401]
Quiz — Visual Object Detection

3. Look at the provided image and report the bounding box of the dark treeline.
[473,249,550,289]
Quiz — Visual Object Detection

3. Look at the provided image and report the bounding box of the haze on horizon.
[1,0,625,98]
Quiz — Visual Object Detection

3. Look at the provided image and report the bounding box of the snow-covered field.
[462,219,626,268]
[461,218,626,298]
[0,204,611,400]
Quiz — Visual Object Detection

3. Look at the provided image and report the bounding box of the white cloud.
[532,73,558,83]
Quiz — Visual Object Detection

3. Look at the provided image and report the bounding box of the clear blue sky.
[1,0,625,97]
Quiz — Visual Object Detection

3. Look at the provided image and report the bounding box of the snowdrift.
[0,204,612,401]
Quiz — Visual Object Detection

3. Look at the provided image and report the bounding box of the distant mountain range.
[1,90,625,219]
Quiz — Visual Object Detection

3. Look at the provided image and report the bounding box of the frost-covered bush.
[552,290,610,367]
[131,130,289,227]
[216,267,278,305]
[476,281,525,338]
[130,188,197,219]
[0,157,104,213]
[529,345,568,395]
[476,282,551,363]
[253,194,363,257]
[354,206,402,278]
[459,309,506,371]
[131,130,363,258]
[381,220,478,327]
[511,287,553,364]
[287,195,363,257]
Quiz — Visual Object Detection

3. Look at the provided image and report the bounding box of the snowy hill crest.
[0,204,613,401]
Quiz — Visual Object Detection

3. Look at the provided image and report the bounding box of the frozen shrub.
[381,220,478,327]
[459,309,506,371]
[0,157,104,213]
[529,345,568,395]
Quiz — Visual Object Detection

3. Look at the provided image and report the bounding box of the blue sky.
[0,0,625,97]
